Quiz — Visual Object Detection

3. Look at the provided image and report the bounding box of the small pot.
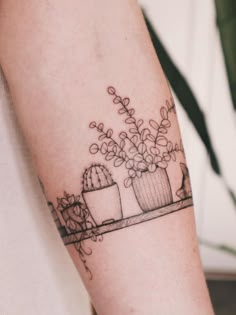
[82,183,123,226]
[132,168,173,212]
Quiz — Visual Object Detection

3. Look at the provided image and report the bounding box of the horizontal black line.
[62,197,193,245]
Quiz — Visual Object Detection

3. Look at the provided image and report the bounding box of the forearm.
[0,1,213,314]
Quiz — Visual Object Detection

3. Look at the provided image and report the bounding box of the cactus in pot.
[82,164,123,225]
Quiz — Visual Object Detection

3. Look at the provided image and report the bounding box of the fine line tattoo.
[45,86,193,279]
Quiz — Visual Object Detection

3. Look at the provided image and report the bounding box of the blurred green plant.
[215,0,236,111]
[144,13,235,209]
[199,238,236,257]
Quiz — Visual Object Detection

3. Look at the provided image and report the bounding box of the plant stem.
[155,103,175,143]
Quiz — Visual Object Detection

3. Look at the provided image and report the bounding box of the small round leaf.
[125,117,136,124]
[159,127,167,134]
[156,136,168,146]
[89,144,99,154]
[153,155,161,164]
[128,108,135,116]
[138,143,147,154]
[145,154,153,163]
[150,146,160,155]
[118,108,126,114]
[98,134,106,141]
[126,159,134,169]
[89,121,96,128]
[114,157,124,167]
[106,129,113,138]
[129,146,137,153]
[122,97,130,106]
[129,128,138,134]
[131,135,138,143]
[134,153,144,162]
[124,177,133,188]
[147,134,156,142]
[120,140,125,149]
[113,96,122,104]
[128,169,136,178]
[171,151,176,161]
[108,140,115,147]
[167,141,173,152]
[101,143,108,154]
[148,164,156,173]
[163,152,171,161]
[137,119,144,128]
[105,151,115,161]
[141,128,151,141]
[138,162,147,171]
[158,160,168,168]
[160,107,168,119]
[107,86,116,95]
[149,119,159,130]
[97,123,104,131]
[119,131,127,139]
[162,119,171,128]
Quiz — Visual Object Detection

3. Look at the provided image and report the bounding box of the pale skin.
[0,1,214,314]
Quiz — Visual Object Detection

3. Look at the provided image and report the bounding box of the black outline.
[63,197,193,245]
[45,86,193,279]
[54,191,103,279]
[89,86,186,212]
[82,164,123,225]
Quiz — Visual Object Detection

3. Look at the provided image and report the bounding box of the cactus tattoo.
[82,164,114,192]
[44,86,193,279]
[82,164,123,226]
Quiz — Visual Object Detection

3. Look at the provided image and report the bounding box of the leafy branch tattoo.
[46,86,193,279]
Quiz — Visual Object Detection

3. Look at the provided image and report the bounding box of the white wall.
[139,0,236,272]
[0,1,236,314]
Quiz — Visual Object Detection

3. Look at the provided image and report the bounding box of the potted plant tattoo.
[56,191,103,278]
[89,86,185,212]
[82,164,123,225]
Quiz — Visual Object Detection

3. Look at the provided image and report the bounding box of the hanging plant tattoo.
[55,191,103,279]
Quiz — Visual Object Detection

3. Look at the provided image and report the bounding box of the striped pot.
[132,168,173,212]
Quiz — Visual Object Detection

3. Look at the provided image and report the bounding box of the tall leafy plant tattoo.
[89,86,183,188]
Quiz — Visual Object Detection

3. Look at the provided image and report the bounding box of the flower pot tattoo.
[44,86,193,279]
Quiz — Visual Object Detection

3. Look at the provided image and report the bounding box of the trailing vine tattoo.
[44,86,193,279]
[50,191,103,279]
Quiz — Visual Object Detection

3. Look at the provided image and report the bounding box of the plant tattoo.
[48,191,103,279]
[46,86,193,279]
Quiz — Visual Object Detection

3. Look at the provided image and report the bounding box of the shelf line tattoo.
[45,86,193,279]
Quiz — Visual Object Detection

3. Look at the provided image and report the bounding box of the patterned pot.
[132,168,173,212]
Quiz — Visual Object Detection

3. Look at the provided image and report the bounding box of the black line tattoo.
[55,192,103,279]
[82,164,123,225]
[63,198,193,245]
[45,86,193,279]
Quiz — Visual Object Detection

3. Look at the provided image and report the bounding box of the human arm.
[0,1,214,314]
